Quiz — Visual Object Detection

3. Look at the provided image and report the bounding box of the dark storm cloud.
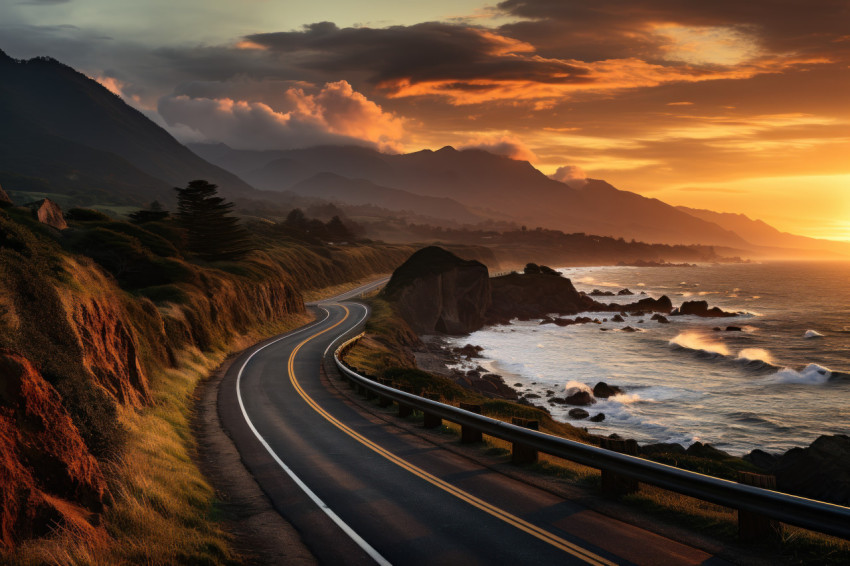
[497,0,850,60]
[245,21,592,87]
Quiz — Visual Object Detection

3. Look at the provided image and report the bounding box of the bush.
[66,208,111,222]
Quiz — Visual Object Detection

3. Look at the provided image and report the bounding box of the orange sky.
[2,0,848,239]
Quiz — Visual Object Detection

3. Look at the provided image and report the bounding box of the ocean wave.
[609,393,645,404]
[736,348,775,366]
[765,363,839,385]
[564,380,592,395]
[669,331,730,357]
[804,329,824,339]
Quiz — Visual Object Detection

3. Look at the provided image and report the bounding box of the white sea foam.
[804,329,824,339]
[767,364,833,385]
[564,380,592,395]
[670,331,730,356]
[609,393,644,404]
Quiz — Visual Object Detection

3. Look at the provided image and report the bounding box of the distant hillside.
[0,50,258,206]
[194,143,751,247]
[678,206,850,258]
[288,173,481,224]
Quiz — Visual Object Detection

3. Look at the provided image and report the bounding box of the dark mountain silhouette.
[678,206,850,257]
[288,173,481,224]
[195,143,751,246]
[0,50,257,205]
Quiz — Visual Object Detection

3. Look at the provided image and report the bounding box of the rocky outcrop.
[773,435,850,505]
[381,246,491,335]
[672,300,736,317]
[0,184,11,207]
[487,271,595,324]
[0,351,108,549]
[25,199,67,230]
[592,382,622,398]
[614,295,673,314]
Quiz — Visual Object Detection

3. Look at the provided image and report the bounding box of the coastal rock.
[592,382,623,398]
[381,246,491,335]
[454,344,483,358]
[744,449,779,471]
[617,288,634,296]
[548,397,567,405]
[590,289,615,297]
[612,314,625,322]
[487,271,594,324]
[673,300,736,318]
[685,442,730,460]
[641,443,686,456]
[774,435,850,505]
[621,326,638,332]
[726,326,743,332]
[564,390,595,406]
[25,198,67,230]
[568,408,590,419]
[615,295,673,314]
[589,413,606,422]
[651,313,670,323]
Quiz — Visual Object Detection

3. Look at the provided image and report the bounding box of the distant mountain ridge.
[191,143,751,247]
[0,49,258,206]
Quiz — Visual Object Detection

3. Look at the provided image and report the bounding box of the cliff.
[487,271,596,324]
[381,246,491,335]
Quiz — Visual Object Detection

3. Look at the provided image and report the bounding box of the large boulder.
[487,271,594,323]
[774,435,850,505]
[381,246,491,335]
[674,300,736,317]
[25,198,67,230]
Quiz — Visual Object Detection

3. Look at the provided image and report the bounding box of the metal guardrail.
[333,337,850,541]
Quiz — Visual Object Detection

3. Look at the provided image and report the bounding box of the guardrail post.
[600,438,639,496]
[423,393,442,429]
[459,403,483,443]
[397,386,413,418]
[364,380,377,400]
[377,378,393,407]
[737,472,783,542]
[511,418,539,464]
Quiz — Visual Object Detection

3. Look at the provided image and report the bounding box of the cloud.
[458,135,537,160]
[157,80,406,152]
[549,165,588,185]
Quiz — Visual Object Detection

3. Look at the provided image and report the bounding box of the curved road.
[218,284,729,565]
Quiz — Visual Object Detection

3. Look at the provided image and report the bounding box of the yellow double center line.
[286,304,617,566]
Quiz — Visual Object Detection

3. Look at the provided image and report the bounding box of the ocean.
[446,261,850,456]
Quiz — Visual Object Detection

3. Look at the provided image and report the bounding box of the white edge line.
[236,305,392,566]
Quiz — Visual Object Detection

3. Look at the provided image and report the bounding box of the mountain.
[0,50,257,206]
[195,143,751,247]
[288,173,481,224]
[678,207,850,258]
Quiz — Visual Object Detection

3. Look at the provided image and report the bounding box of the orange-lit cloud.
[158,80,405,151]
[458,135,537,160]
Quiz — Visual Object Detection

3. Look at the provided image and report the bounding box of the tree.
[128,200,170,224]
[174,180,253,261]
[325,215,353,242]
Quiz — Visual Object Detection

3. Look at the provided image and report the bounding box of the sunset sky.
[2,0,848,240]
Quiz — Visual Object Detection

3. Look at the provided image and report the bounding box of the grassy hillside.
[0,203,441,564]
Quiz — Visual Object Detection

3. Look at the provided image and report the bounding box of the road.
[218,282,730,565]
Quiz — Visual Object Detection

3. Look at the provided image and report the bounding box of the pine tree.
[174,180,253,261]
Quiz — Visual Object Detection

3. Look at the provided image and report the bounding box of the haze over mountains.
[0,48,846,258]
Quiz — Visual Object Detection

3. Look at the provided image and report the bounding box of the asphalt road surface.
[218,284,731,565]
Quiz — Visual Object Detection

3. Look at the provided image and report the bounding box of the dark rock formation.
[568,408,590,419]
[564,390,595,406]
[548,397,567,405]
[672,300,736,318]
[487,271,595,324]
[25,199,68,230]
[454,344,483,359]
[381,246,491,335]
[617,288,634,296]
[651,313,670,323]
[744,449,779,471]
[774,435,850,505]
[641,443,686,456]
[0,184,12,207]
[621,326,638,332]
[611,295,673,314]
[612,314,625,322]
[685,442,730,459]
[726,326,743,332]
[589,413,606,422]
[592,382,623,398]
[589,289,615,297]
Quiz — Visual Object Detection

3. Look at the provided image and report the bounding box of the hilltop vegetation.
[0,192,447,563]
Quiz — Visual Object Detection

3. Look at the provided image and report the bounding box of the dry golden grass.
[7,314,311,566]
